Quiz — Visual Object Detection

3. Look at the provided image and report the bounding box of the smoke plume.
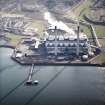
[44,12,75,35]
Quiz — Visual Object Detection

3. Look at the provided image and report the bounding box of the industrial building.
[44,26,88,57]
[12,23,100,64]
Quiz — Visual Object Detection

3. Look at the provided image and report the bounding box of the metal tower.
[76,22,80,57]
[54,26,58,57]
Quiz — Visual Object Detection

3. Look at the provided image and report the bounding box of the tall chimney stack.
[76,22,80,57]
[54,26,58,57]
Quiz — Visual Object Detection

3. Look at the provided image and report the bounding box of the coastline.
[0,45,105,67]
[11,54,105,67]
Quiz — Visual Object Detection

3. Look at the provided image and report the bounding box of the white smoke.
[44,12,75,35]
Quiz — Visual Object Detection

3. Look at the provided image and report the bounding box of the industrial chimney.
[54,26,58,57]
[76,22,80,57]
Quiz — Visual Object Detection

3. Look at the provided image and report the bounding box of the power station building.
[44,27,89,57]
[13,25,97,63]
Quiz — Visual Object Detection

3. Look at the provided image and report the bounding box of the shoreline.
[11,55,105,67]
[0,45,15,49]
[0,45,105,67]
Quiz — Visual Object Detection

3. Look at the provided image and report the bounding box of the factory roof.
[46,34,87,41]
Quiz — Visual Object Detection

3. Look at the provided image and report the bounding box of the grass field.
[31,19,44,36]
[65,0,91,19]
[73,0,91,20]
[5,32,30,46]
[98,39,105,48]
[98,54,105,62]
[95,26,105,37]
[93,53,105,64]
[80,25,92,36]
[94,39,105,64]
[64,0,92,36]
